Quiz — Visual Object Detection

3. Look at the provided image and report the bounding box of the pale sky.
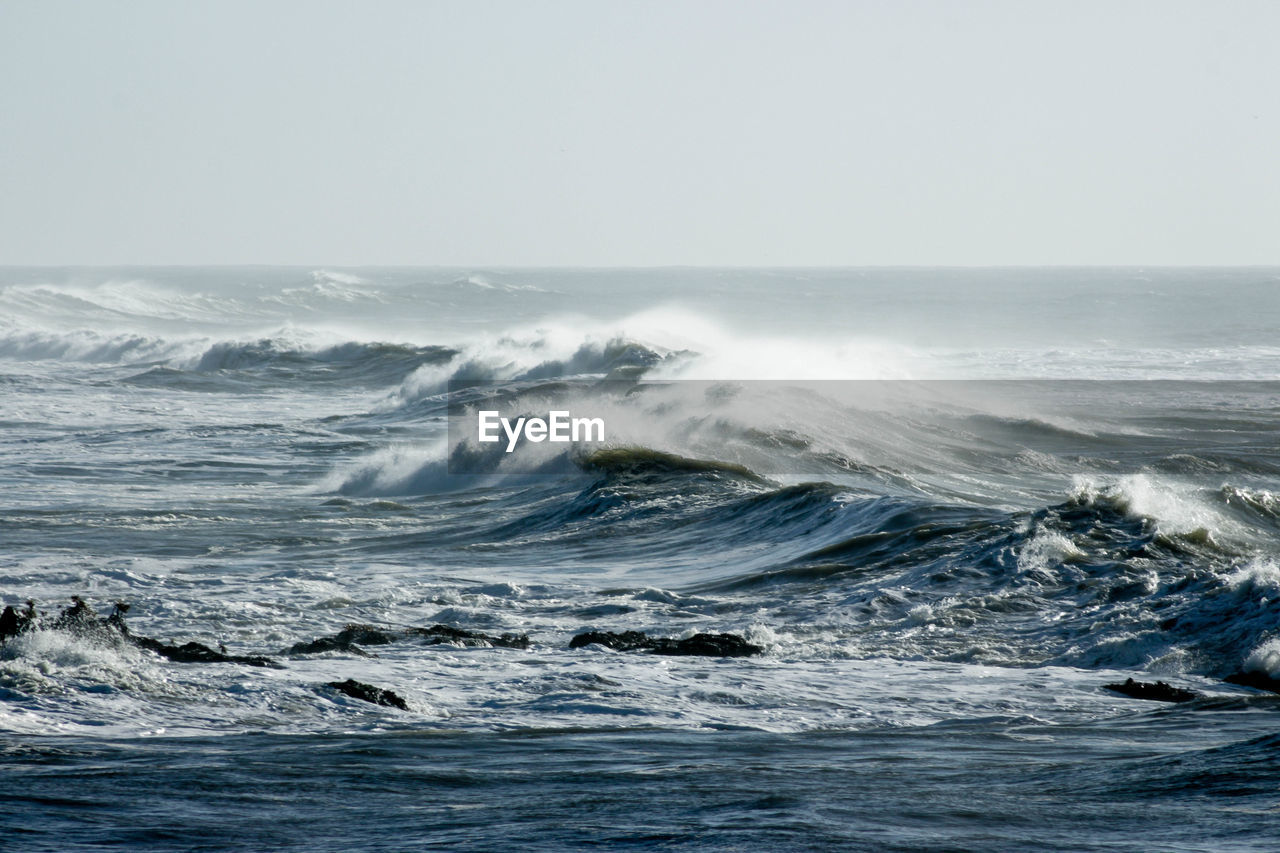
[1,0,1276,265]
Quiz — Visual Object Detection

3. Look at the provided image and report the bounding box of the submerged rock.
[1224,671,1280,694]
[651,633,762,657]
[131,635,279,668]
[5,597,279,667]
[106,601,279,667]
[285,624,397,656]
[569,630,763,657]
[287,622,529,656]
[51,596,98,631]
[0,605,21,642]
[408,624,531,649]
[1103,677,1198,703]
[325,678,409,710]
[569,630,653,652]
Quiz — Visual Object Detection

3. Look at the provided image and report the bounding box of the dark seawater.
[3,267,1280,851]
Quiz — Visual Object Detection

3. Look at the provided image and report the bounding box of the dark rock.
[51,596,97,631]
[285,636,375,657]
[332,624,399,646]
[651,633,763,657]
[1103,677,1198,703]
[7,598,279,666]
[568,629,763,657]
[326,678,408,710]
[88,601,279,667]
[285,623,396,656]
[569,630,656,652]
[132,635,279,668]
[409,624,531,649]
[1225,670,1280,694]
[4,598,112,644]
[0,605,18,642]
[33,597,128,647]
[105,602,131,637]
[20,599,529,671]
[287,622,529,656]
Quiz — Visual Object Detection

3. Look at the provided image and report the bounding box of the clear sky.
[1,0,1276,266]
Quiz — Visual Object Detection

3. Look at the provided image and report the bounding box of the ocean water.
[3,266,1280,851]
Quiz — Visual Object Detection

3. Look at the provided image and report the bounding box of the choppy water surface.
[3,267,1280,851]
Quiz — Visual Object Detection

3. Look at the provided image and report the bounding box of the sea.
[2,266,1280,851]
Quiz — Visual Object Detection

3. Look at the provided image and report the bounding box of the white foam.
[1243,637,1280,678]
[325,443,453,496]
[0,327,200,364]
[1070,473,1229,538]
[1018,529,1086,579]
[1225,558,1280,594]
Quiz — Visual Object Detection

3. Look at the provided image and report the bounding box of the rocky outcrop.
[1103,678,1198,703]
[1224,670,1280,694]
[569,630,653,652]
[408,624,531,649]
[1,597,280,667]
[285,623,529,656]
[0,602,32,642]
[325,679,409,710]
[285,624,397,656]
[569,630,763,657]
[131,635,279,667]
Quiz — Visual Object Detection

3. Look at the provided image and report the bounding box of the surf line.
[477,410,605,452]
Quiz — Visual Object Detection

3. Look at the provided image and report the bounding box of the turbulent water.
[3,266,1280,851]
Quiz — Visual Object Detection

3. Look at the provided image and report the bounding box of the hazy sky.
[1,0,1276,265]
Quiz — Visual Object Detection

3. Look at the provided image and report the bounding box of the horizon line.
[3,262,1280,271]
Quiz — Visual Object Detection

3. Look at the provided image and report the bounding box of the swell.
[439,455,1280,681]
[386,336,682,417]
[0,327,458,392]
[179,339,458,387]
[689,486,1279,678]
[0,329,189,365]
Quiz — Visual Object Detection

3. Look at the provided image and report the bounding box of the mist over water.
[4,266,1280,851]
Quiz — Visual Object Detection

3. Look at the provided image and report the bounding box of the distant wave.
[266,270,388,306]
[452,274,547,293]
[386,336,683,411]
[0,278,248,324]
[0,328,194,364]
[0,324,457,392]
[190,338,456,384]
